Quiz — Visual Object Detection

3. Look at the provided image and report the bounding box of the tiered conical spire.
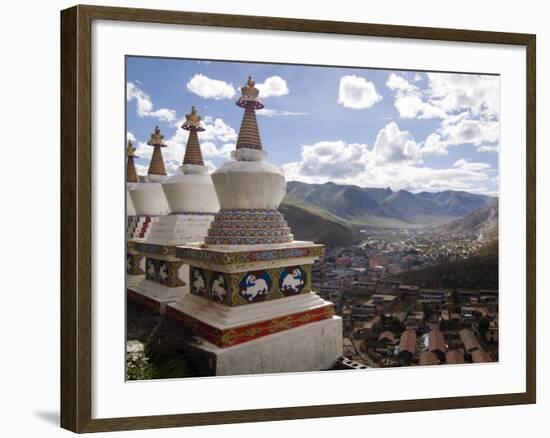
[181,105,205,166]
[146,126,167,176]
[126,139,140,183]
[236,76,264,151]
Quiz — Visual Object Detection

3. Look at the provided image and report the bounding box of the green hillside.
[284,181,495,228]
[390,240,499,290]
[278,202,361,248]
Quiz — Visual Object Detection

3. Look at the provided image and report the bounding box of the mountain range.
[284,181,495,225]
[434,198,498,239]
[279,181,498,247]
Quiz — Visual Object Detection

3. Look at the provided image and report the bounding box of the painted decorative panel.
[190,267,207,296]
[238,271,273,303]
[278,266,307,297]
[209,272,229,302]
[189,264,312,306]
[145,257,184,287]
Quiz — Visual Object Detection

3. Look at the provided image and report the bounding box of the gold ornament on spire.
[241,76,260,99]
[126,139,138,158]
[147,126,166,147]
[236,76,264,110]
[182,105,205,131]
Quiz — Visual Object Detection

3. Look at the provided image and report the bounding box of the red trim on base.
[166,303,335,348]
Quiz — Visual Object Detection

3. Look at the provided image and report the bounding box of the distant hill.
[278,202,361,248]
[418,190,494,217]
[390,239,498,290]
[284,181,495,228]
[434,198,498,240]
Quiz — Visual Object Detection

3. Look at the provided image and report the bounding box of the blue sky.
[126,56,499,195]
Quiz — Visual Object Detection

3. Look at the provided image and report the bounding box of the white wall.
[0,0,546,437]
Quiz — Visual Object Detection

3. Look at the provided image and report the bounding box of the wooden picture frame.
[60,4,536,433]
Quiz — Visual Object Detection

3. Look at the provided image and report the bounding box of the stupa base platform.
[128,280,189,314]
[166,292,333,346]
[183,316,342,376]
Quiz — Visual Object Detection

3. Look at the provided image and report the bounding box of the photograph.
[125,56,500,379]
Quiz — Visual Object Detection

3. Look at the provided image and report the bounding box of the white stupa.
[128,126,171,217]
[125,139,145,288]
[168,77,342,376]
[128,110,219,313]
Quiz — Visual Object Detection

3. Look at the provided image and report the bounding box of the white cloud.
[478,145,499,153]
[134,141,153,162]
[394,94,447,119]
[201,117,238,143]
[386,72,500,156]
[372,122,422,164]
[420,114,500,157]
[422,133,447,156]
[386,73,417,94]
[148,108,177,123]
[281,121,496,195]
[286,140,369,179]
[134,162,149,177]
[256,76,289,98]
[127,82,152,115]
[256,109,308,117]
[439,117,499,146]
[386,73,446,119]
[200,142,234,159]
[454,158,491,171]
[127,131,136,143]
[186,74,236,100]
[427,73,499,118]
[126,82,177,122]
[386,72,499,121]
[338,75,382,110]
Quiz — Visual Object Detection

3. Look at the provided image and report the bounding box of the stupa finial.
[126,139,140,183]
[182,105,205,132]
[235,76,264,151]
[181,105,205,166]
[147,125,166,147]
[126,139,138,158]
[146,125,167,176]
[236,75,264,110]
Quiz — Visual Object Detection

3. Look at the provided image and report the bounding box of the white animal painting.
[281,268,304,293]
[211,275,227,301]
[192,270,205,294]
[147,261,155,279]
[241,274,269,301]
[158,263,168,283]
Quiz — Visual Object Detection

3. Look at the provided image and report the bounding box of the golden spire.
[236,76,264,150]
[241,76,260,100]
[237,76,263,108]
[146,125,166,147]
[126,139,140,183]
[181,105,205,166]
[146,126,167,176]
[126,139,137,158]
[182,105,204,131]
